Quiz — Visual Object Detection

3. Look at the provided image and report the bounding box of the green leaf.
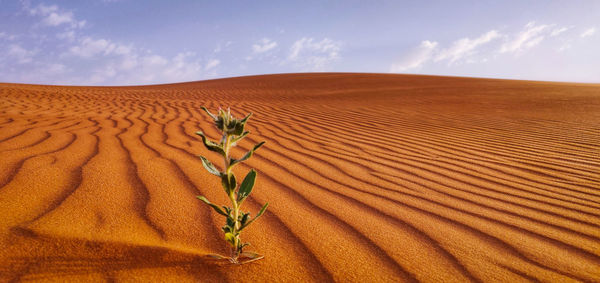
[226,216,235,228]
[239,252,265,264]
[229,141,265,168]
[196,131,226,157]
[219,110,230,131]
[205,253,228,260]
[238,242,250,252]
[221,172,237,195]
[218,109,228,122]
[197,196,228,217]
[231,131,249,145]
[200,106,217,120]
[224,232,236,246]
[215,117,224,130]
[241,251,261,259]
[239,202,268,231]
[240,112,252,124]
[240,212,250,227]
[237,169,256,203]
[221,225,232,233]
[229,119,245,136]
[198,155,221,176]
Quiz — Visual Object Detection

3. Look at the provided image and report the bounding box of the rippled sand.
[0,73,599,282]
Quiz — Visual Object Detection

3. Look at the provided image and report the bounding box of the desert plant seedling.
[196,106,268,264]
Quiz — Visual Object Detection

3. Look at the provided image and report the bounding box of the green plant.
[196,107,268,264]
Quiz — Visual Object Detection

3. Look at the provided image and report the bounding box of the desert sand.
[0,73,599,282]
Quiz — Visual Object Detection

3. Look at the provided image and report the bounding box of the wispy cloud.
[75,49,213,85]
[500,22,549,54]
[252,38,278,53]
[27,3,85,29]
[7,44,37,64]
[38,5,218,86]
[390,21,582,73]
[390,29,500,72]
[67,37,127,58]
[9,2,219,85]
[550,27,569,37]
[205,58,220,70]
[390,40,438,72]
[581,27,596,38]
[435,30,500,64]
[57,30,76,41]
[213,41,232,53]
[77,43,217,85]
[287,37,341,71]
[0,32,17,41]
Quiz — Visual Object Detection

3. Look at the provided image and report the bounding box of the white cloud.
[119,54,138,70]
[7,44,37,64]
[524,36,544,48]
[56,32,218,85]
[57,30,75,41]
[558,43,572,52]
[390,21,589,74]
[76,43,213,85]
[252,38,278,53]
[6,2,218,85]
[27,3,59,16]
[0,61,70,85]
[551,27,569,37]
[500,22,549,54]
[142,54,168,67]
[213,41,232,53]
[0,32,17,41]
[287,37,341,71]
[86,65,117,84]
[113,44,133,56]
[44,10,74,26]
[27,3,84,29]
[135,52,212,84]
[390,40,438,72]
[46,63,67,74]
[391,22,567,72]
[581,28,596,38]
[68,37,111,58]
[435,30,500,64]
[205,59,220,70]
[162,52,201,79]
[67,37,130,58]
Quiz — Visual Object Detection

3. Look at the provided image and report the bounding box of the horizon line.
[1,72,599,88]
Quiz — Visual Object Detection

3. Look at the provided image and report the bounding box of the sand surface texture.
[0,73,599,282]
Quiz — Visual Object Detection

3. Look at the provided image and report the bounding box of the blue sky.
[1,0,599,85]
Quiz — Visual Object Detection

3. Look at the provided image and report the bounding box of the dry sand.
[0,73,599,282]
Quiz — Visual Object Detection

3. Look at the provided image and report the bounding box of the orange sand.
[0,73,599,282]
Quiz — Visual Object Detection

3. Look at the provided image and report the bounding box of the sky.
[1,0,599,85]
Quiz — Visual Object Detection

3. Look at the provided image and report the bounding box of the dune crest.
[1,73,599,282]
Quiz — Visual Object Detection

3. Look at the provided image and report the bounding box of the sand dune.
[0,73,599,282]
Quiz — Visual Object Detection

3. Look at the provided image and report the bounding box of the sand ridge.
[0,73,599,282]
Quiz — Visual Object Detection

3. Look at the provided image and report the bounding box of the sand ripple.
[0,74,599,282]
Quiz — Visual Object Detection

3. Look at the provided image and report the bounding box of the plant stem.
[223,133,241,263]
[231,198,240,262]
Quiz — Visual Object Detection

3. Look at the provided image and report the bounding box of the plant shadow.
[1,227,231,282]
